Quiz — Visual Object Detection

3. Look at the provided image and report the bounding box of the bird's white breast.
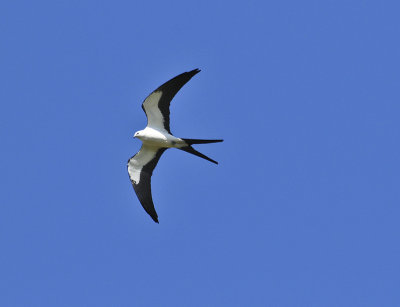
[141,127,184,148]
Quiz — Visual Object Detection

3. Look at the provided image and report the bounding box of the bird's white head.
[134,130,143,139]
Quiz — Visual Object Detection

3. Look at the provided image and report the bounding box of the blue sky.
[1,0,399,306]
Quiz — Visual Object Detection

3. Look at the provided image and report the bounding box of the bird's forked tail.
[179,138,223,164]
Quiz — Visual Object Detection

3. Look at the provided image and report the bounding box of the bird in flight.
[127,69,223,223]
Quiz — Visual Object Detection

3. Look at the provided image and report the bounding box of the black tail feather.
[179,146,218,164]
[182,138,223,145]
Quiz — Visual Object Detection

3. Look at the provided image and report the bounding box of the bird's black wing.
[141,69,200,133]
[127,145,167,223]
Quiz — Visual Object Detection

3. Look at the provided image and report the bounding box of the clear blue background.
[1,1,399,306]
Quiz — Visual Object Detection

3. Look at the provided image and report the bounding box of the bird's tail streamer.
[181,138,223,145]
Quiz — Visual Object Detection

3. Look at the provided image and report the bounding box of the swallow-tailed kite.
[127,69,223,223]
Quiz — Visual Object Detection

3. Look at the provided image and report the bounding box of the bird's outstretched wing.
[127,145,167,223]
[141,69,200,134]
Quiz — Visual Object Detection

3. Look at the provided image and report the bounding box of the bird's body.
[134,127,186,148]
[127,69,223,223]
